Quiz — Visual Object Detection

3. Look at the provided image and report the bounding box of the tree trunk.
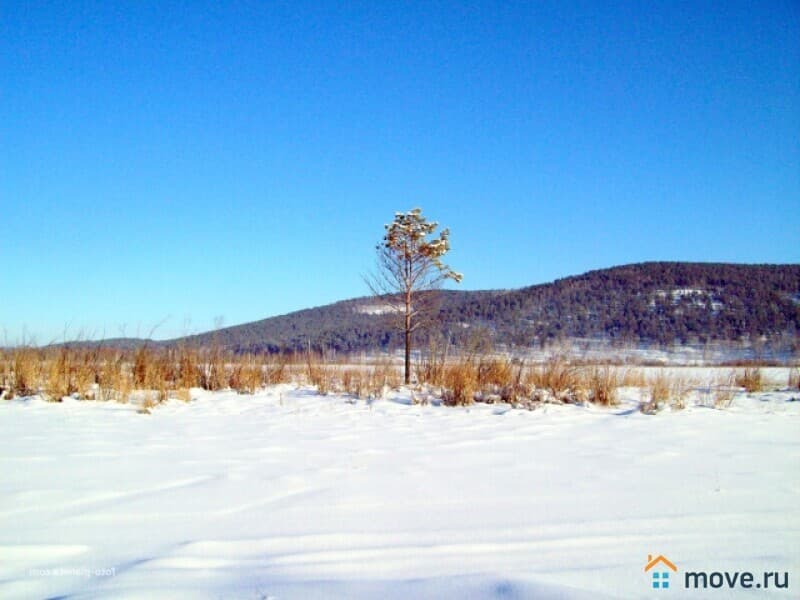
[404,325,411,385]
[404,292,412,385]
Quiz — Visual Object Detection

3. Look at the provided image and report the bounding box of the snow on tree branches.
[370,208,462,384]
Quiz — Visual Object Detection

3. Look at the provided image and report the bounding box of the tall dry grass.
[713,372,738,408]
[640,371,671,414]
[12,347,41,397]
[619,368,647,388]
[789,367,799,390]
[442,358,478,406]
[735,367,763,393]
[585,366,619,406]
[0,343,297,405]
[339,361,400,399]
[415,337,449,387]
[304,350,334,394]
[4,344,782,414]
[200,345,227,392]
[175,347,202,389]
[229,354,264,394]
[525,356,580,401]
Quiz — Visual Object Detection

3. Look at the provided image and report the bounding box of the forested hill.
[177,263,800,353]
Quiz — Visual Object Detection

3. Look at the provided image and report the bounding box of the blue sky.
[2,1,798,343]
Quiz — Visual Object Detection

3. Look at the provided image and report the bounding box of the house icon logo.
[645,554,678,589]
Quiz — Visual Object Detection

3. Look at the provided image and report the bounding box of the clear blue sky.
[2,1,798,343]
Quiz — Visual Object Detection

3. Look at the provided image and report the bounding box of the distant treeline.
[173,262,799,355]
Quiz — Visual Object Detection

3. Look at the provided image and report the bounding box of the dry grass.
[369,358,401,393]
[0,352,10,397]
[174,387,192,402]
[341,367,364,398]
[789,367,799,390]
[668,376,692,410]
[695,372,738,409]
[713,392,735,409]
[442,359,478,406]
[340,363,398,399]
[45,348,72,400]
[434,356,626,408]
[229,354,264,394]
[304,350,335,395]
[175,347,202,389]
[481,357,528,404]
[619,368,647,388]
[298,352,400,399]
[137,392,159,414]
[525,356,580,402]
[648,372,671,405]
[200,346,227,392]
[12,347,41,397]
[476,357,516,389]
[98,351,129,402]
[3,345,784,414]
[586,366,619,406]
[0,344,291,405]
[735,367,763,393]
[415,338,448,387]
[640,372,669,413]
[265,355,289,385]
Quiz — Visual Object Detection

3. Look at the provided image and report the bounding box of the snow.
[1,381,798,599]
[651,288,724,312]
[354,304,401,315]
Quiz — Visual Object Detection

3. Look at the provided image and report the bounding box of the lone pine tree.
[370,208,462,384]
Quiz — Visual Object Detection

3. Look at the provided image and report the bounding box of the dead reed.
[789,367,799,390]
[735,367,763,393]
[525,356,580,402]
[586,366,619,406]
[3,344,780,415]
[713,372,738,409]
[442,358,478,406]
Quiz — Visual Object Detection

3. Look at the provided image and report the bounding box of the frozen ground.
[1,382,798,599]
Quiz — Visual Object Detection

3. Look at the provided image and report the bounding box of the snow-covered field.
[1,381,798,599]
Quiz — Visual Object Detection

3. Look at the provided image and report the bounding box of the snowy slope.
[1,384,798,599]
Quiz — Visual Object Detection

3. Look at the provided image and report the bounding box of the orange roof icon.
[645,554,677,572]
